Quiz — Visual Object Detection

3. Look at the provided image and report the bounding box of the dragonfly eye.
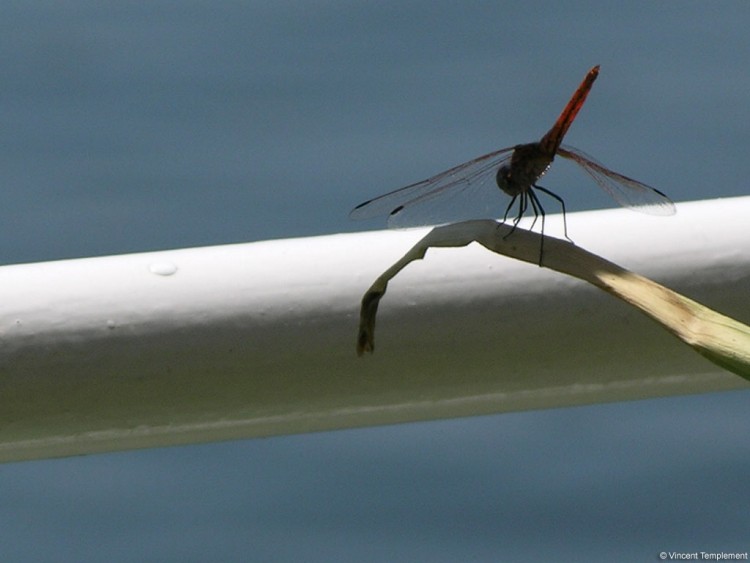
[496,165,512,191]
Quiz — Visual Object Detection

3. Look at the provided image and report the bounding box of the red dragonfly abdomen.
[539,65,600,155]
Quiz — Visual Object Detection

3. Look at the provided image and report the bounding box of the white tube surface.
[1,197,748,462]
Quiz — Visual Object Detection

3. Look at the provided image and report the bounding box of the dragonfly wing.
[350,147,516,227]
[558,145,676,215]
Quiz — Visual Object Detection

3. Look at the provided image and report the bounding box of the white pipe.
[1,197,749,463]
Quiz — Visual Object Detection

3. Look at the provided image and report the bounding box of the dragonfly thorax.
[495,142,553,197]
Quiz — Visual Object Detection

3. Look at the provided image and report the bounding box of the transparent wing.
[350,147,516,227]
[558,145,676,215]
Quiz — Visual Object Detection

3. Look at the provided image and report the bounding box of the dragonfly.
[350,65,675,258]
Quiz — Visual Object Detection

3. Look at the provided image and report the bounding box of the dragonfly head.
[496,164,519,197]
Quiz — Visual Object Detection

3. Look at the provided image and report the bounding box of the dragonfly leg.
[528,194,540,232]
[501,195,520,239]
[502,195,518,224]
[502,193,527,240]
[528,189,546,265]
[534,185,572,243]
[514,192,528,226]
